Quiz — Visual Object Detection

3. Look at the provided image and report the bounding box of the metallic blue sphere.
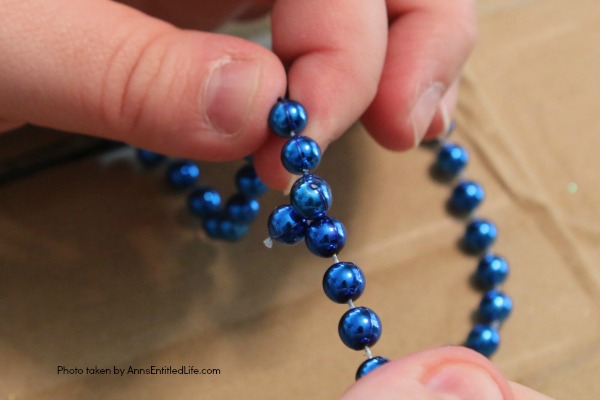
[167,160,200,190]
[267,204,307,245]
[235,164,267,197]
[202,216,249,241]
[475,254,509,287]
[136,148,166,167]
[281,136,321,174]
[268,98,308,137]
[338,307,382,350]
[187,187,221,218]
[290,174,332,220]
[305,216,346,257]
[219,218,250,242]
[436,142,469,176]
[225,194,260,224]
[202,216,222,239]
[465,324,500,357]
[479,290,513,322]
[323,262,366,303]
[464,219,497,253]
[449,180,485,214]
[356,356,389,380]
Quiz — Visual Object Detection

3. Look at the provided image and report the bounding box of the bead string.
[135,96,513,381]
[265,97,512,380]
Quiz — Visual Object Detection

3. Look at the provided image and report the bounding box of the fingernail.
[410,83,445,147]
[203,58,260,135]
[438,101,452,136]
[426,363,504,400]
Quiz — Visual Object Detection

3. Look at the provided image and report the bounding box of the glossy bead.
[267,205,308,245]
[449,180,485,214]
[323,262,365,303]
[202,216,249,241]
[167,160,200,190]
[136,148,166,167]
[281,136,322,174]
[225,194,260,224]
[202,216,222,239]
[235,164,267,197]
[436,142,469,176]
[290,174,332,220]
[219,218,250,242]
[338,307,382,350]
[187,187,221,217]
[268,98,308,137]
[305,216,346,257]
[476,254,510,287]
[465,324,500,357]
[479,290,513,322]
[356,357,389,380]
[464,219,497,253]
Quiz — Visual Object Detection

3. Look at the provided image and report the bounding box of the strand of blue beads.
[136,149,267,242]
[432,135,512,357]
[266,98,389,380]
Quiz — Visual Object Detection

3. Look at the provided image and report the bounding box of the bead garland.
[135,96,513,381]
[265,97,512,380]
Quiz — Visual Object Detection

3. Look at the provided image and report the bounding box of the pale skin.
[0,1,553,398]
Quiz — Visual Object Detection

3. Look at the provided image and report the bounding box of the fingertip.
[343,346,514,400]
[271,0,388,151]
[423,79,460,142]
[253,135,294,190]
[120,31,288,162]
[361,0,476,152]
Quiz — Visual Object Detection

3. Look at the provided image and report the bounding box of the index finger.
[253,0,388,189]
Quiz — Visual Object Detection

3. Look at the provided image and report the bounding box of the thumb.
[0,0,286,161]
[343,347,552,400]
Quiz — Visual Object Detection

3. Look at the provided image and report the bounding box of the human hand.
[343,347,554,400]
[0,0,474,189]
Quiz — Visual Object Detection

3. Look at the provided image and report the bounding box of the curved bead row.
[136,150,267,242]
[266,98,512,380]
[433,139,512,357]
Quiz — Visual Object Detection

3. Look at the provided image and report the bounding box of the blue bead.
[219,219,250,242]
[436,142,469,176]
[268,98,308,137]
[338,307,382,350]
[464,219,497,253]
[167,160,200,190]
[476,254,509,287]
[356,356,389,380]
[235,164,267,197]
[323,262,366,303]
[449,180,485,214]
[225,194,260,224]
[136,148,166,167]
[465,324,500,357]
[202,215,249,241]
[187,187,221,217]
[267,205,308,245]
[290,174,332,220]
[305,216,346,258]
[479,290,513,322]
[202,216,222,239]
[281,136,322,174]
